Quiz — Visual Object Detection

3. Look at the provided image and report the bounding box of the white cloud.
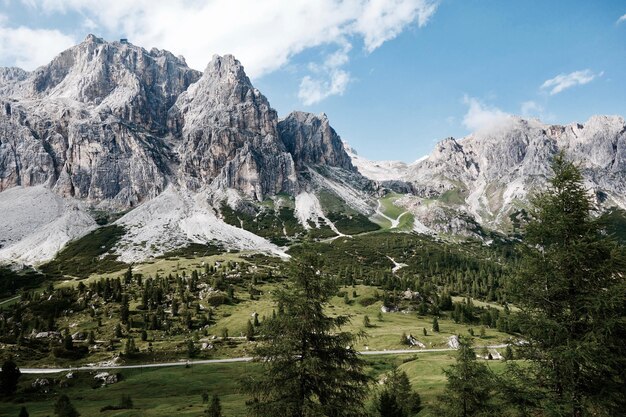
[0,22,75,70]
[299,69,351,105]
[354,0,439,52]
[16,0,438,104]
[540,69,602,95]
[298,42,352,105]
[462,96,512,132]
[617,14,626,24]
[520,100,543,117]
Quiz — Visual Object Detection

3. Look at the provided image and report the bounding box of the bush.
[206,294,228,307]
[358,296,378,307]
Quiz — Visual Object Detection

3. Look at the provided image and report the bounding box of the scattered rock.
[448,335,460,349]
[380,305,398,313]
[32,378,50,388]
[94,372,119,386]
[406,334,426,348]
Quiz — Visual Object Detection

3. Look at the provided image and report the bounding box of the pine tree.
[124,337,137,356]
[376,390,404,417]
[62,332,73,351]
[432,317,439,332]
[187,339,195,358]
[432,336,497,417]
[54,394,80,417]
[205,394,222,417]
[18,406,29,417]
[0,359,21,395]
[511,154,626,416]
[120,294,129,323]
[246,320,255,341]
[373,368,421,417]
[241,255,370,417]
[114,322,123,338]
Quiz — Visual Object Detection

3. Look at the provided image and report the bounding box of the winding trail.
[376,201,408,229]
[0,295,20,306]
[386,256,408,274]
[19,344,508,374]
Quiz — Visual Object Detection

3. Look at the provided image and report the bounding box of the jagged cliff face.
[0,36,368,264]
[168,55,298,199]
[403,116,626,228]
[0,36,361,208]
[278,111,355,172]
[0,35,201,207]
[25,34,201,133]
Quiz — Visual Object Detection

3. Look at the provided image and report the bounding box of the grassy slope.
[40,225,127,279]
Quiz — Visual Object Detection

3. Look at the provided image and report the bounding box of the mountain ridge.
[1,35,624,266]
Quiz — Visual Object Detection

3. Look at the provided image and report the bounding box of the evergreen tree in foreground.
[54,394,80,417]
[242,255,370,417]
[373,368,421,417]
[0,358,21,395]
[205,394,222,417]
[432,336,497,417]
[511,153,626,416]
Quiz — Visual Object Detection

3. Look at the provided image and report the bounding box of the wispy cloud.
[617,14,626,24]
[298,42,352,105]
[14,0,439,104]
[540,69,602,95]
[462,96,512,132]
[520,100,542,116]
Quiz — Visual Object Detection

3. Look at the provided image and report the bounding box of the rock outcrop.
[278,111,355,171]
[0,35,201,207]
[168,54,297,199]
[403,116,626,229]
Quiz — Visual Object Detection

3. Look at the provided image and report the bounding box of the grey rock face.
[405,116,626,229]
[169,54,297,199]
[0,67,29,96]
[278,111,355,171]
[0,103,55,191]
[0,35,200,207]
[26,34,201,133]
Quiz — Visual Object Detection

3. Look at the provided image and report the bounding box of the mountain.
[349,115,626,236]
[1,35,625,268]
[0,35,373,265]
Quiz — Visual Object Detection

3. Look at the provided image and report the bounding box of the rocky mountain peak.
[20,34,201,133]
[277,111,355,172]
[169,54,297,199]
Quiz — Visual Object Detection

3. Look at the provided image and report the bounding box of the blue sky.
[1,0,625,161]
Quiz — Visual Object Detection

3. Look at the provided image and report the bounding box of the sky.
[0,1,625,162]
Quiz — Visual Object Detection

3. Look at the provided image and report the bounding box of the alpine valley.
[1,35,625,268]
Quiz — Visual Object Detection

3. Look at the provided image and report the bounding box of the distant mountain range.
[1,35,624,266]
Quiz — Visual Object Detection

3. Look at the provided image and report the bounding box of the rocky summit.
[0,35,625,265]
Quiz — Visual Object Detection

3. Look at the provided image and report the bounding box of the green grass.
[0,352,515,417]
[438,188,465,205]
[40,225,127,279]
[379,193,406,219]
